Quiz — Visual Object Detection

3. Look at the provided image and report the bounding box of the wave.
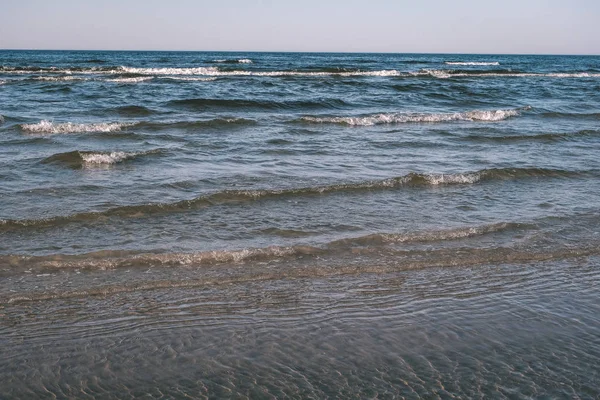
[445,61,500,66]
[5,65,600,79]
[414,69,600,79]
[135,117,257,130]
[21,120,134,134]
[0,65,122,74]
[41,149,162,168]
[299,107,529,126]
[328,222,528,247]
[111,105,156,116]
[4,236,598,301]
[0,115,4,124]
[121,66,404,77]
[161,76,218,82]
[32,76,87,82]
[107,76,153,83]
[167,97,349,111]
[211,59,253,64]
[0,167,584,231]
[464,129,600,143]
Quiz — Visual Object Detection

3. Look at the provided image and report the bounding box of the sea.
[1,50,600,398]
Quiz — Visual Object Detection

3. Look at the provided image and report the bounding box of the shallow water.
[1,51,600,398]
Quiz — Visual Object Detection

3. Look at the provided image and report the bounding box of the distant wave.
[414,69,600,79]
[0,114,4,124]
[120,66,403,77]
[167,97,349,111]
[32,76,87,82]
[211,59,253,64]
[135,118,258,130]
[299,107,529,126]
[162,76,218,82]
[445,61,500,66]
[107,76,154,83]
[4,65,600,79]
[21,120,134,134]
[0,167,585,231]
[41,149,162,168]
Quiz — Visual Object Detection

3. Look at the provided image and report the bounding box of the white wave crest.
[108,76,154,83]
[121,66,219,75]
[422,172,481,185]
[445,62,500,66]
[415,70,600,79]
[0,115,4,124]
[120,66,402,77]
[163,76,218,82]
[33,76,86,82]
[21,120,134,134]
[302,107,527,126]
[238,59,253,64]
[0,80,6,85]
[81,151,135,165]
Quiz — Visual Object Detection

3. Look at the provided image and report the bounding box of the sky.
[1,0,599,54]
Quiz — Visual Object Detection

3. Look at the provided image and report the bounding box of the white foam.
[164,76,218,81]
[107,76,154,83]
[121,66,219,75]
[81,151,134,164]
[0,80,5,85]
[445,62,500,66]
[21,120,134,134]
[416,70,600,79]
[33,76,85,82]
[423,172,481,185]
[120,66,402,77]
[238,59,253,64]
[302,107,526,126]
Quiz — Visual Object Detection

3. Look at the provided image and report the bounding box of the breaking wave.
[32,76,87,82]
[41,149,162,168]
[300,107,529,126]
[211,59,253,64]
[0,168,584,231]
[107,76,154,83]
[21,120,134,134]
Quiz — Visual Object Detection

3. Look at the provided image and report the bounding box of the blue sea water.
[1,51,600,398]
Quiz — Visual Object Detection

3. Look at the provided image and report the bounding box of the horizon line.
[1,48,599,57]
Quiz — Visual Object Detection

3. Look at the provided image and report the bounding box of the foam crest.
[33,76,86,82]
[121,66,402,77]
[108,77,154,83]
[301,107,526,126]
[164,77,218,82]
[80,152,134,164]
[21,120,134,134]
[445,62,500,66]
[121,66,219,75]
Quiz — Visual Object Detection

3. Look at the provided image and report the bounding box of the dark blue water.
[1,51,600,398]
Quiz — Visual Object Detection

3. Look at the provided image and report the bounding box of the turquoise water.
[1,51,600,398]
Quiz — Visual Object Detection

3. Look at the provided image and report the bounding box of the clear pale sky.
[1,0,599,54]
